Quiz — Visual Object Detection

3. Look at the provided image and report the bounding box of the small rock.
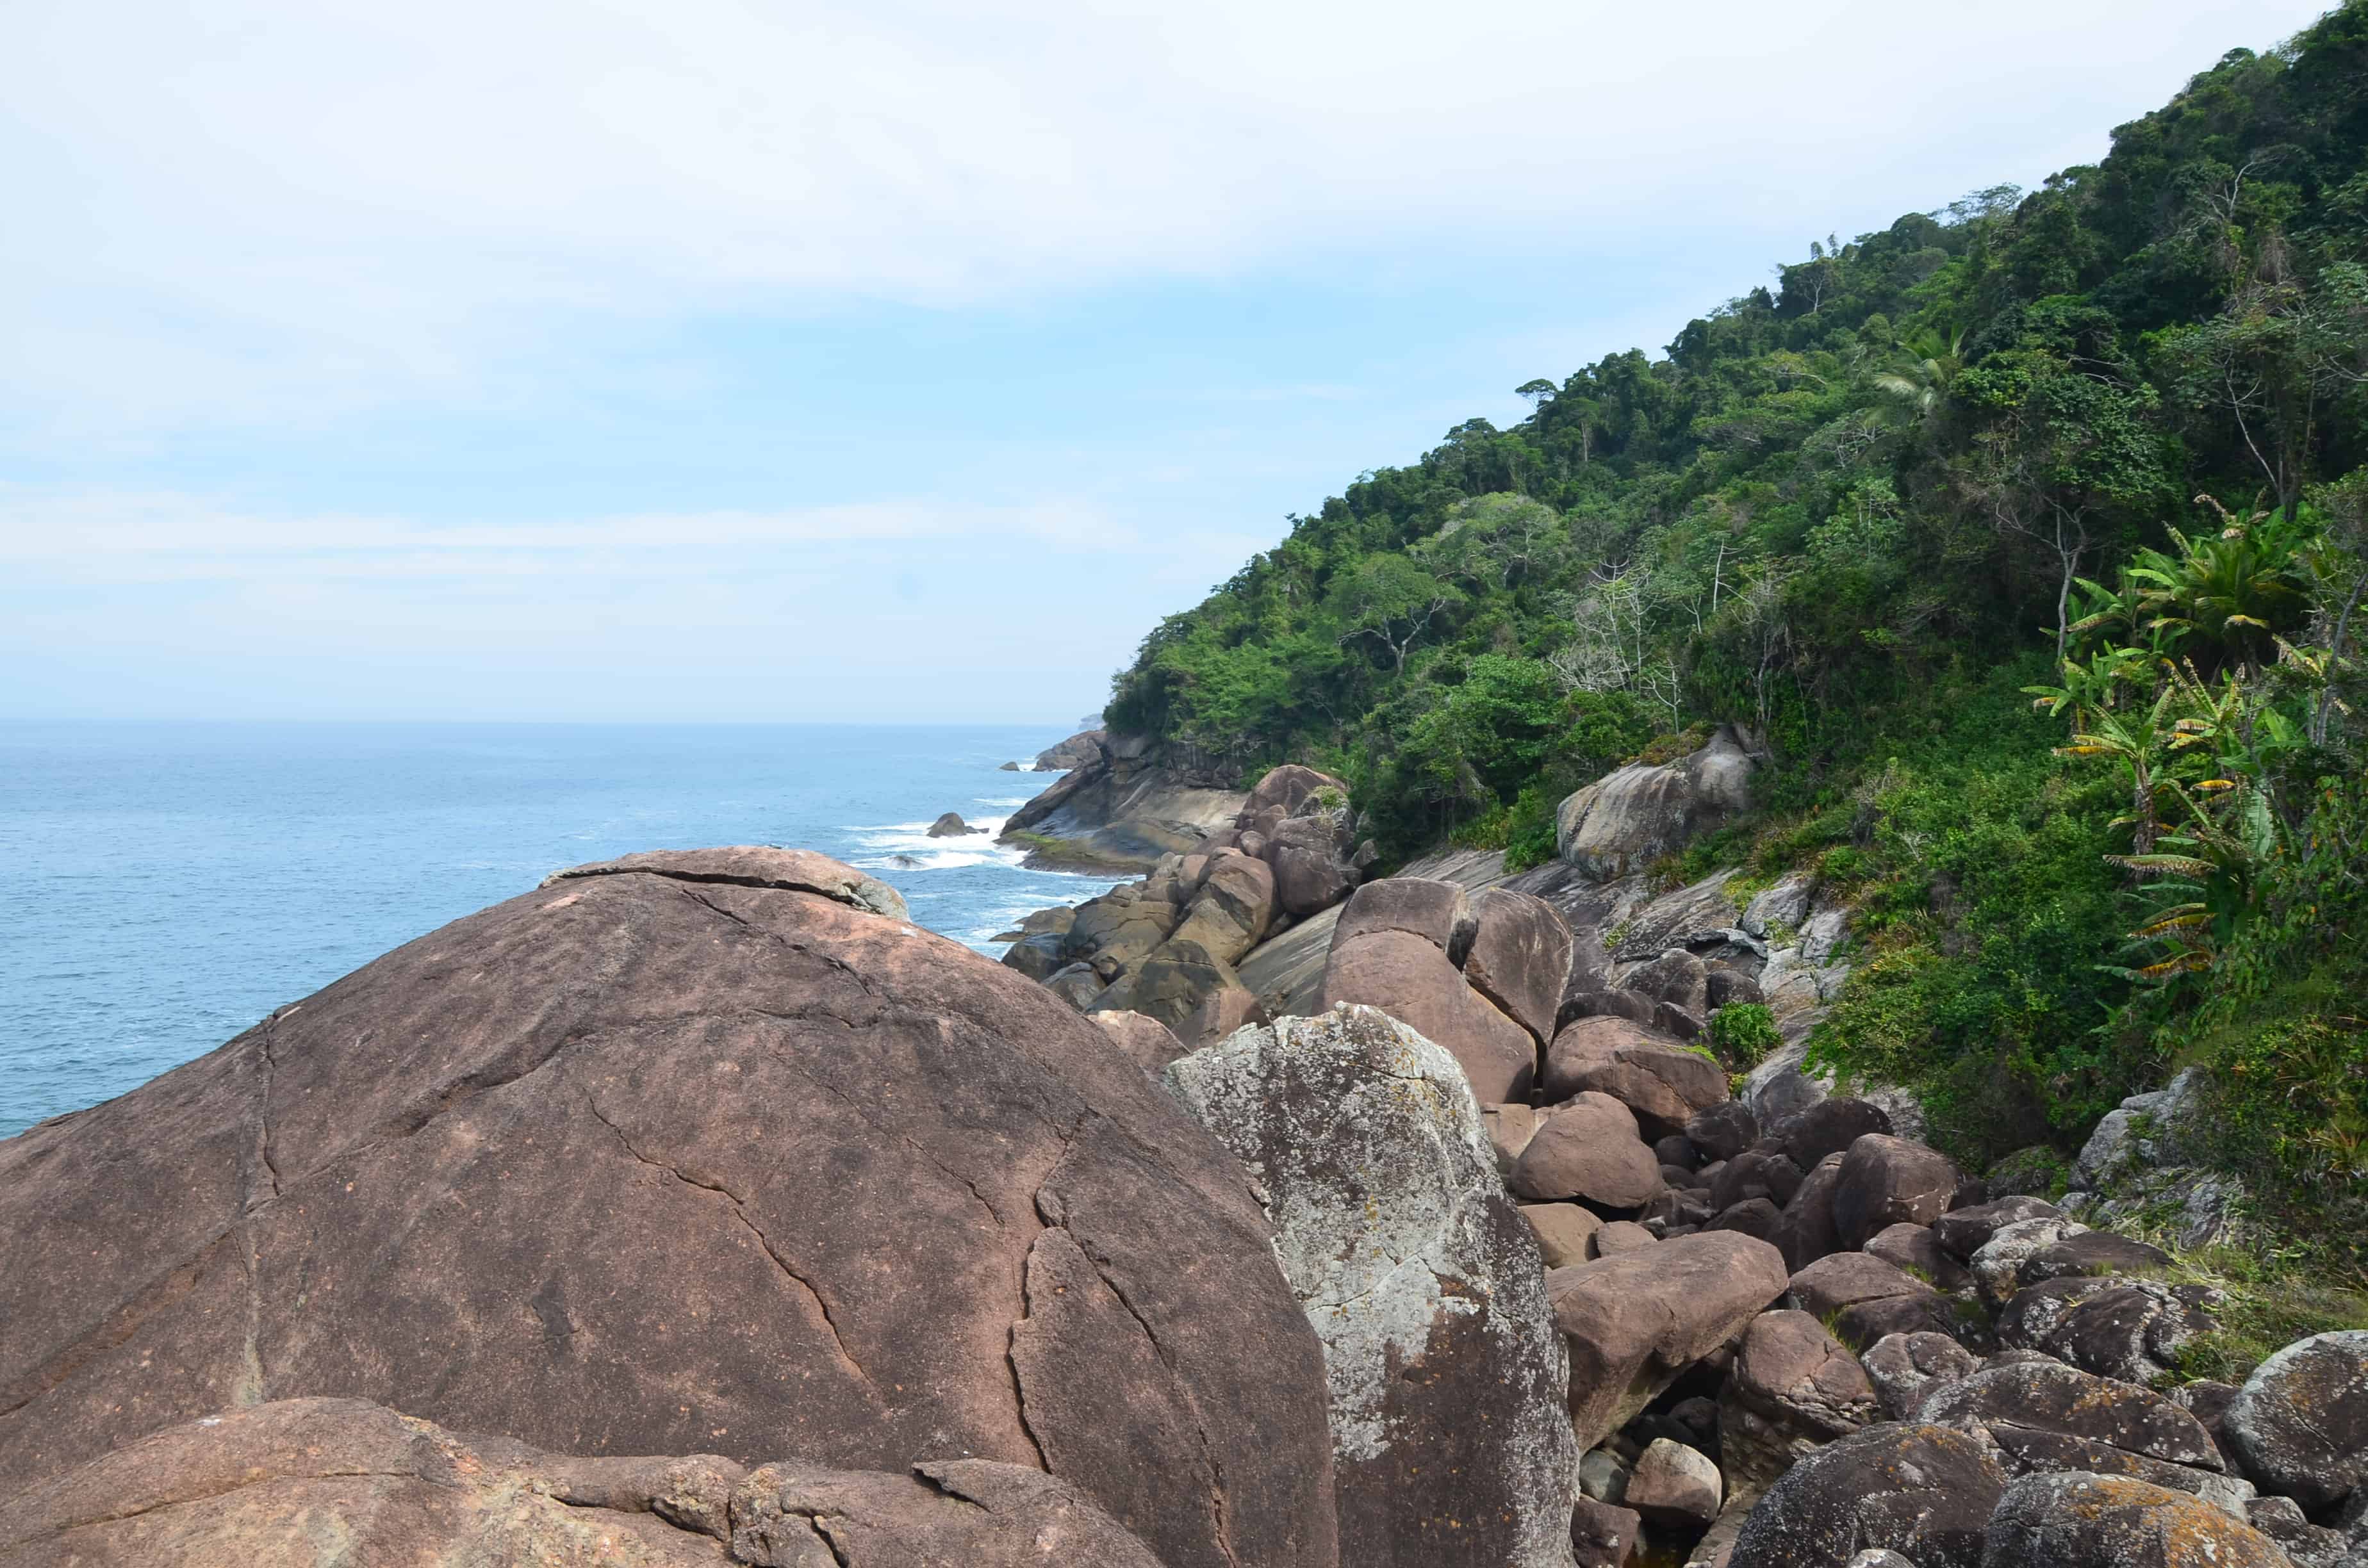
[1931,1196,2064,1262]
[1570,1494,1643,1568]
[1512,1093,1665,1211]
[1861,1331,1978,1421]
[1863,1222,1968,1292]
[1626,1437,1723,1527]
[1578,1446,1631,1504]
[1520,1202,1604,1268]
[1969,1215,2090,1310]
[926,811,983,837]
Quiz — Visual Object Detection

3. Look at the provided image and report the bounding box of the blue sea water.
[0,721,1117,1138]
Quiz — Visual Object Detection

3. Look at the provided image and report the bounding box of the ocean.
[0,721,1119,1138]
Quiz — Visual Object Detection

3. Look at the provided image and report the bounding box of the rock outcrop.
[1555,725,1761,879]
[1034,728,1108,771]
[1164,1006,1578,1568]
[0,1397,1169,1567]
[1001,733,1248,869]
[926,810,982,837]
[0,848,1340,1568]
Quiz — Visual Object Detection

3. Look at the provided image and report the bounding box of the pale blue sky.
[0,0,2330,723]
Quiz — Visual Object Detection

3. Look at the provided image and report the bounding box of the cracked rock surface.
[0,847,1338,1568]
[1164,1004,1577,1568]
[0,1396,1168,1568]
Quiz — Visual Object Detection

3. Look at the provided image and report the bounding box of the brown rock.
[1625,1437,1722,1527]
[1625,948,1711,1016]
[1243,763,1349,819]
[1321,927,1536,1103]
[1167,851,1277,964]
[1569,1495,1641,1568]
[1484,1104,1543,1177]
[1863,1223,1968,1291]
[1774,1098,1894,1169]
[0,848,1340,1568]
[1462,888,1575,1044]
[1720,1309,1879,1494]
[1521,1202,1605,1268]
[1331,877,1474,953]
[1787,1252,1953,1348]
[1269,814,1360,917]
[1686,1100,1759,1163]
[1511,1093,1664,1210]
[1594,1220,1659,1256]
[1092,1009,1191,1078]
[1545,1231,1790,1450]
[1775,1152,1847,1272]
[1995,1275,2221,1386]
[1832,1135,1959,1251]
[0,1397,1168,1568]
[1542,1016,1729,1138]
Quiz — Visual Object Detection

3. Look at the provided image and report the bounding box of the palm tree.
[1871,327,1966,422]
[2124,496,2312,673]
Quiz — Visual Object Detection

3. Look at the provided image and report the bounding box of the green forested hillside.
[1106,8,2368,1255]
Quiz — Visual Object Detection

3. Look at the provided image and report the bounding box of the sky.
[0,0,2335,724]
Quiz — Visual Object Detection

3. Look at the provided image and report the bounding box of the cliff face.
[1001,733,1247,870]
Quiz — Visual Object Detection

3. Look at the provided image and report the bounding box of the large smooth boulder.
[1541,1017,1729,1138]
[1461,888,1575,1045]
[1511,1092,1665,1211]
[1320,880,1536,1103]
[0,849,1340,1568]
[1626,1437,1722,1528]
[1831,1135,1957,1252]
[1727,1423,2005,1568]
[0,1397,1169,1568]
[1981,1473,2289,1568]
[1545,1230,1789,1450]
[1719,1309,1879,1494]
[1556,726,1760,879]
[2224,1330,2368,1510]
[1269,813,1361,917]
[1092,1009,1191,1079]
[1163,1005,1577,1568]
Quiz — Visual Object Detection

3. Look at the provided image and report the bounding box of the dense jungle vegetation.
[1104,6,2368,1259]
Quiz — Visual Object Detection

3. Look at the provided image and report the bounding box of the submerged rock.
[1163,1004,1578,1568]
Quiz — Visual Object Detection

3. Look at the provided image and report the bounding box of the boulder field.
[6,833,2365,1567]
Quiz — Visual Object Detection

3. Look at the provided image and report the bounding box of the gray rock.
[1740,872,1817,940]
[1727,1422,2004,1568]
[1861,1331,1978,1421]
[1556,727,1761,879]
[1162,1004,1577,1567]
[1996,1275,2221,1386]
[1577,1447,1630,1505]
[1546,1231,1790,1451]
[1931,1196,2064,1262]
[2225,1330,2368,1510]
[1969,1216,2091,1310]
[2248,1495,2354,1568]
[1627,948,1711,1017]
[1980,1471,2290,1568]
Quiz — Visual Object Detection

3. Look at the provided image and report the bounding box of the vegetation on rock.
[1103,7,2368,1265]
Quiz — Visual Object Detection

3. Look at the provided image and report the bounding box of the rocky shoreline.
[2,740,2361,1567]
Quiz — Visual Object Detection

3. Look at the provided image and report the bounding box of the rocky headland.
[4,742,2364,1567]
